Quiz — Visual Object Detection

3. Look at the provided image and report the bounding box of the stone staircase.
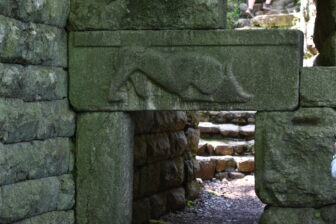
[195,111,256,180]
[236,0,300,29]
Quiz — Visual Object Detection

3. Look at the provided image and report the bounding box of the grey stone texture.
[0,15,67,66]
[0,99,75,144]
[260,205,336,224]
[134,131,187,166]
[0,63,67,101]
[301,67,336,107]
[13,211,75,224]
[76,112,134,224]
[256,108,336,207]
[132,111,188,134]
[133,157,185,199]
[0,0,70,27]
[69,30,302,111]
[0,138,73,186]
[69,0,226,30]
[0,175,75,223]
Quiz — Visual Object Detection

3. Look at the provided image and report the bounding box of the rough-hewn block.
[134,157,185,199]
[132,111,187,134]
[0,138,73,186]
[0,15,66,66]
[69,0,226,30]
[256,108,336,207]
[0,0,69,27]
[260,205,336,224]
[76,112,133,224]
[0,99,75,144]
[301,67,336,107]
[0,175,74,224]
[70,30,302,111]
[13,211,75,224]
[0,63,67,101]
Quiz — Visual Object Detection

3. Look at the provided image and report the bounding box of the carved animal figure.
[109,47,252,103]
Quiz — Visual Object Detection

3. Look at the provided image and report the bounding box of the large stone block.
[69,0,226,30]
[132,111,187,134]
[0,138,73,186]
[70,30,302,111]
[0,175,74,224]
[0,63,67,101]
[256,108,336,207]
[0,99,75,144]
[134,157,185,199]
[76,112,133,224]
[0,15,66,66]
[260,205,336,224]
[13,211,75,224]
[301,67,336,107]
[0,0,69,27]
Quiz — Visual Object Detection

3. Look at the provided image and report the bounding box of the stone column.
[76,112,134,224]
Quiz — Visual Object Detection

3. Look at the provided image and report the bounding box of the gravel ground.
[159,175,265,224]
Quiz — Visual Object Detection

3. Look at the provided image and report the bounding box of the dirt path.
[160,175,265,224]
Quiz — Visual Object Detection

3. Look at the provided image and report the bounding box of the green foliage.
[314,211,321,218]
[187,200,194,207]
[226,0,242,29]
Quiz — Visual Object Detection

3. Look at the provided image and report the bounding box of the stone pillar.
[76,112,134,224]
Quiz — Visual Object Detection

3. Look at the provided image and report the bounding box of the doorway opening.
[132,111,264,224]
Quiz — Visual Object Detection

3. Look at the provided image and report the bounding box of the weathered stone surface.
[0,15,66,66]
[251,14,296,28]
[70,30,302,111]
[214,156,237,172]
[301,67,336,107]
[0,99,75,144]
[195,157,216,180]
[13,211,75,224]
[132,111,187,134]
[132,199,151,224]
[237,157,254,173]
[186,180,202,200]
[185,128,200,154]
[134,131,187,165]
[0,63,67,101]
[76,113,133,224]
[260,205,336,224]
[229,171,245,179]
[0,138,73,186]
[166,188,186,211]
[0,175,74,223]
[134,157,185,199]
[149,193,167,219]
[0,0,69,27]
[69,0,225,30]
[256,108,336,207]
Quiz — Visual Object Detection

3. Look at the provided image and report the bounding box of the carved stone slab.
[69,30,302,111]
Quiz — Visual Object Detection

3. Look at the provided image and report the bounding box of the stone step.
[198,122,255,139]
[198,139,255,156]
[195,156,255,180]
[199,111,256,125]
[251,13,296,28]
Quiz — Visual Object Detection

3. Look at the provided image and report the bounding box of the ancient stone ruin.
[0,0,336,224]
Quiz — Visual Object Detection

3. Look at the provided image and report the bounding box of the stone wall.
[132,111,200,224]
[0,1,76,224]
[256,2,336,222]
[315,0,336,65]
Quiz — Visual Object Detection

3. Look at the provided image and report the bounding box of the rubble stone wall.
[132,111,200,224]
[0,1,76,224]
